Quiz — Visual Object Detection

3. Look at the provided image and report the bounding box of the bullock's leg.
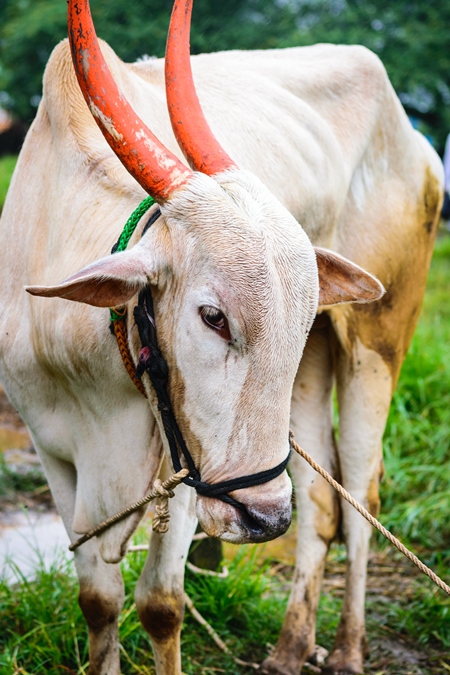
[261,317,339,675]
[75,543,124,675]
[135,461,197,675]
[324,339,392,675]
[36,451,124,675]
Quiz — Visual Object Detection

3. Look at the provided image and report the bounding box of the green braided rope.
[115,195,155,253]
[110,195,155,321]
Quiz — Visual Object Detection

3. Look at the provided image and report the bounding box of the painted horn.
[68,0,192,202]
[165,0,237,175]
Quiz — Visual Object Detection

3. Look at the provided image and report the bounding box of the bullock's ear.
[315,247,385,307]
[26,230,169,307]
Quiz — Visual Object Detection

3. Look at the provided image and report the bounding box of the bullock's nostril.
[238,501,292,541]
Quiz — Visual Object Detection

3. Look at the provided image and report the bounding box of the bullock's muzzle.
[196,472,292,544]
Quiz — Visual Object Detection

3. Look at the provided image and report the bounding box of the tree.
[0,0,295,122]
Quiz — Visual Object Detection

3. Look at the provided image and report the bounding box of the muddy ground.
[0,387,447,674]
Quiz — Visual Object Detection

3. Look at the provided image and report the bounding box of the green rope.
[115,195,155,253]
[110,195,155,322]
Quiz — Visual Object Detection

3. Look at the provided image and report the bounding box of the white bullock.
[0,0,443,673]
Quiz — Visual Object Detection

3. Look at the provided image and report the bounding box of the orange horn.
[68,0,192,202]
[165,0,237,175]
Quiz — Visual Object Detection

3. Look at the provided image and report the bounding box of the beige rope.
[68,429,448,596]
[185,593,259,670]
[69,469,189,551]
[289,431,450,596]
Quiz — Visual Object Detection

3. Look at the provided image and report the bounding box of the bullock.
[0,0,443,673]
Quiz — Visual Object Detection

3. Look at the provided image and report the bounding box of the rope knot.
[152,503,171,534]
[148,353,169,383]
[151,477,177,534]
[153,478,175,500]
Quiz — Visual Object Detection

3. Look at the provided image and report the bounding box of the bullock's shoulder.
[42,39,90,134]
[42,39,164,145]
[40,39,156,195]
[40,39,94,153]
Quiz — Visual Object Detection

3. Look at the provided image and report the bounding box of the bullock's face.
[151,170,318,542]
[26,169,384,544]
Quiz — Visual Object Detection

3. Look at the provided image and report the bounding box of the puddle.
[0,509,70,583]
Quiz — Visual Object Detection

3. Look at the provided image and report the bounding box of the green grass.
[0,455,47,498]
[1,544,447,674]
[0,155,17,212]
[0,546,288,674]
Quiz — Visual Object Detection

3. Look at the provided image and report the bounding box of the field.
[0,154,449,674]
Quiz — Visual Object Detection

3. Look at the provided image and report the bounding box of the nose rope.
[134,286,291,511]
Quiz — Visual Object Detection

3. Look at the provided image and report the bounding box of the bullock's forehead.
[162,170,317,344]
[194,212,312,349]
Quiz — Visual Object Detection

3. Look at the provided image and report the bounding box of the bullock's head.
[27,0,384,544]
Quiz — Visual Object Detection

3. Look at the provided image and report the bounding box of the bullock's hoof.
[323,639,367,674]
[259,656,296,675]
[322,653,364,675]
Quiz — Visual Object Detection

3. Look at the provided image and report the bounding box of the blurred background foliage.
[0,0,450,151]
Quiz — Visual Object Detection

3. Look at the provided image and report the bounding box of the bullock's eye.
[200,306,231,341]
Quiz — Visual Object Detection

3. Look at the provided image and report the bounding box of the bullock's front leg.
[324,340,392,675]
[261,318,339,675]
[75,541,125,675]
[36,451,125,675]
[135,461,197,675]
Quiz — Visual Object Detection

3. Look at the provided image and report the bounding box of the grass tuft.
[0,454,47,498]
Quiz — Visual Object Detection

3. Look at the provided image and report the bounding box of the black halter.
[133,210,290,511]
